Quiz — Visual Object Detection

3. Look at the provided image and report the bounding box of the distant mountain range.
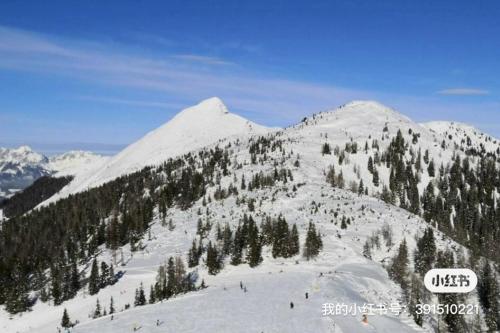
[0,146,107,200]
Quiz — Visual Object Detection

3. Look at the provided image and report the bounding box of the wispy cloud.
[77,96,184,110]
[0,25,367,124]
[170,54,234,66]
[437,88,490,96]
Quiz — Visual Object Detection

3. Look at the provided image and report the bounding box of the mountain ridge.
[40,97,272,206]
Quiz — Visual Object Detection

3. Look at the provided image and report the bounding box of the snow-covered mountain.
[2,99,499,333]
[41,97,271,205]
[0,146,106,200]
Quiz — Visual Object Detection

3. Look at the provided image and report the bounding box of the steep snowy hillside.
[2,165,438,333]
[42,97,270,205]
[1,100,498,333]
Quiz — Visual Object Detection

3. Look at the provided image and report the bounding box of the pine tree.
[341,216,348,229]
[372,168,379,187]
[93,298,101,318]
[303,222,322,260]
[478,261,499,332]
[288,224,300,256]
[109,296,115,314]
[428,159,435,177]
[272,215,290,258]
[134,283,146,306]
[89,259,100,295]
[100,261,109,289]
[51,265,63,305]
[389,239,409,292]
[70,261,80,297]
[408,274,423,326]
[108,264,116,285]
[61,308,71,328]
[166,257,176,298]
[206,241,221,275]
[247,232,263,268]
[368,156,374,174]
[322,143,331,155]
[363,241,372,259]
[149,285,156,304]
[188,239,200,267]
[414,228,436,276]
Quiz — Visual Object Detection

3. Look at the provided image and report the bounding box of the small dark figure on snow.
[156,320,160,326]
[244,286,247,293]
[290,302,294,309]
[305,292,309,299]
[240,281,243,289]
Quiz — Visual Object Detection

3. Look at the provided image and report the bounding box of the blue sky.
[0,0,499,154]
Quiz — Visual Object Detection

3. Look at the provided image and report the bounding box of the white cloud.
[437,88,490,96]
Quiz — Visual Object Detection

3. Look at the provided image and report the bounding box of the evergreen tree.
[322,143,331,155]
[389,239,409,292]
[166,257,176,298]
[288,224,300,256]
[231,225,244,265]
[109,296,115,314]
[478,261,499,332]
[93,298,101,318]
[206,241,221,275]
[303,222,322,260]
[414,228,436,276]
[100,261,109,289]
[340,216,348,229]
[247,231,263,268]
[272,215,290,258]
[61,308,71,328]
[427,159,435,177]
[88,259,100,295]
[408,274,423,327]
[188,239,200,267]
[368,156,374,174]
[51,265,63,305]
[70,261,80,297]
[108,264,116,285]
[358,180,364,195]
[372,168,379,187]
[134,283,146,306]
[149,285,156,304]
[363,241,372,259]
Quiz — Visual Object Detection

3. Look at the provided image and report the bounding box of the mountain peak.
[331,100,411,124]
[340,100,397,114]
[174,97,229,120]
[42,98,270,202]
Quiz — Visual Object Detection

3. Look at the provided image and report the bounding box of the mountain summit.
[44,97,270,203]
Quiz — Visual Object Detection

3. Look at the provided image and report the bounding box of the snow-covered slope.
[2,100,496,333]
[422,121,500,155]
[42,97,271,205]
[47,150,108,177]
